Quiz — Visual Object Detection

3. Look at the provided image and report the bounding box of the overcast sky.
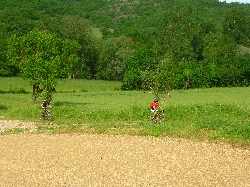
[219,0,250,3]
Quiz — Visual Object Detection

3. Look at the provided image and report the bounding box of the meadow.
[0,77,250,147]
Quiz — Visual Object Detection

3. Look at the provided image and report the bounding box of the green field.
[0,77,250,147]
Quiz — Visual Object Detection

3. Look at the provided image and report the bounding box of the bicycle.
[151,110,165,123]
[41,108,53,121]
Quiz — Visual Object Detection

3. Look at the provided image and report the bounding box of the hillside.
[1,0,250,90]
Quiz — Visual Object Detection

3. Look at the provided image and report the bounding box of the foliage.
[122,49,159,90]
[0,0,250,90]
[7,31,81,101]
[0,60,18,77]
[40,15,99,78]
[96,36,135,81]
[223,7,250,47]
[162,6,207,62]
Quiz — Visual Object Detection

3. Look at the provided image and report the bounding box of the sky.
[219,0,250,3]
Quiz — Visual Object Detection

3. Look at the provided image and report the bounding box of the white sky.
[219,0,250,3]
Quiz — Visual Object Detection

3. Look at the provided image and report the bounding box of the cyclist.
[150,99,164,118]
[41,99,52,119]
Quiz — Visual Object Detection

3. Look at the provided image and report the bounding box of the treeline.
[0,0,250,90]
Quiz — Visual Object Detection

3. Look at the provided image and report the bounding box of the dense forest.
[1,0,250,90]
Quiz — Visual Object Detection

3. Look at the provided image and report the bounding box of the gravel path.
[0,121,250,186]
[0,120,36,133]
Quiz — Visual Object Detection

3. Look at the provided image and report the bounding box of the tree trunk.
[32,85,39,103]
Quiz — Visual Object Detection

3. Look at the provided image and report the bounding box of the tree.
[223,7,250,47]
[140,59,174,100]
[7,30,81,101]
[40,15,98,78]
[202,32,237,63]
[162,5,215,63]
[0,23,18,76]
[121,49,158,90]
[96,36,135,81]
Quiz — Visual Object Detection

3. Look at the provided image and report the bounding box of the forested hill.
[1,0,250,90]
[1,0,249,39]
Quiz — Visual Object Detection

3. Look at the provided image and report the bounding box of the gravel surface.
[0,120,250,187]
[0,120,36,133]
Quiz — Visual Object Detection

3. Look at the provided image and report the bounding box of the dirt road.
[0,121,250,186]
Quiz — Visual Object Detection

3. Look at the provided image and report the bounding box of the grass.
[0,77,121,93]
[0,77,250,147]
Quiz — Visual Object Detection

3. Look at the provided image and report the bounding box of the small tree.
[141,59,174,103]
[7,30,81,102]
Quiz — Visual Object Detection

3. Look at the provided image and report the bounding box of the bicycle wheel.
[45,112,50,120]
[44,110,53,121]
[158,114,165,123]
[151,116,158,123]
[40,110,46,120]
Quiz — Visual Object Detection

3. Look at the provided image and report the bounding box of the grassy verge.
[0,78,250,147]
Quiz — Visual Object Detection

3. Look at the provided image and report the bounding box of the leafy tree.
[0,8,37,76]
[140,59,175,99]
[0,60,18,77]
[0,23,17,76]
[162,6,206,62]
[40,15,98,78]
[202,32,237,63]
[121,49,158,90]
[96,36,135,81]
[0,9,36,37]
[7,30,81,101]
[223,7,250,47]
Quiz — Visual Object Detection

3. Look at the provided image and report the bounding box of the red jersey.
[150,102,160,109]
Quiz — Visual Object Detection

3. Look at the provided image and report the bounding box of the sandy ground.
[0,120,250,187]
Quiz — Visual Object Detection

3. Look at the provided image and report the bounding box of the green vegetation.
[1,78,249,147]
[1,0,250,91]
[0,77,122,93]
[7,31,81,101]
[0,1,249,147]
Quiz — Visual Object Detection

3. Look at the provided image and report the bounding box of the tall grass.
[0,78,250,147]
